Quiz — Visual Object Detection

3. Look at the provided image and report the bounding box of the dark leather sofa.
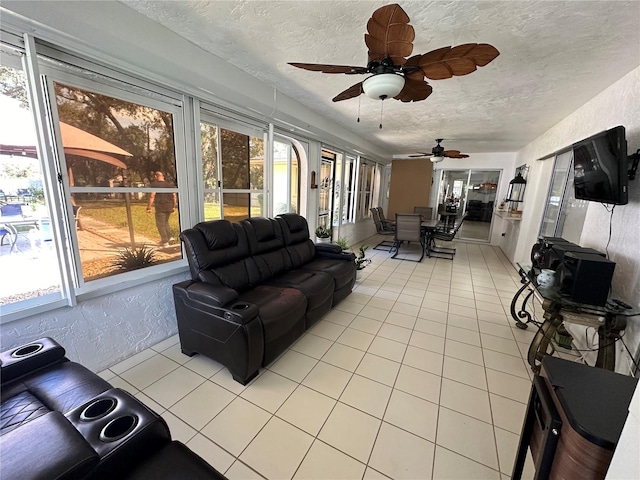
[0,338,225,480]
[173,213,357,385]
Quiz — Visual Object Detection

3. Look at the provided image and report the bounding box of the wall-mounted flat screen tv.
[572,126,628,205]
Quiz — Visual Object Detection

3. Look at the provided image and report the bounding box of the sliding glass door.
[437,169,501,241]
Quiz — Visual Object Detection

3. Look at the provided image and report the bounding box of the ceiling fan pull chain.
[379,100,384,129]
[357,95,361,123]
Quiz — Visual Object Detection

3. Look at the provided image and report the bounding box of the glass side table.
[511,264,637,373]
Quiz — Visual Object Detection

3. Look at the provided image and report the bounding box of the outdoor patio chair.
[391,213,424,262]
[0,225,15,247]
[73,205,82,230]
[428,214,468,260]
[0,203,24,216]
[370,207,395,251]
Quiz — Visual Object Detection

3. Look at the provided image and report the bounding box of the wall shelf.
[495,210,522,221]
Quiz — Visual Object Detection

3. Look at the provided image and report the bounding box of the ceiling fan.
[409,139,469,163]
[289,3,499,104]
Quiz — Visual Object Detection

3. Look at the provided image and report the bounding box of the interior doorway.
[436,169,501,241]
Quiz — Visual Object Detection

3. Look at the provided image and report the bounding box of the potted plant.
[354,245,371,275]
[315,225,332,243]
[335,237,350,251]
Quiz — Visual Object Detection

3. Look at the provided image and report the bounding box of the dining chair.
[377,207,395,228]
[413,206,433,219]
[429,214,468,259]
[391,213,424,262]
[370,208,395,251]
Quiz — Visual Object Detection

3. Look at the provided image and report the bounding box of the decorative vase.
[316,237,330,244]
[536,269,555,288]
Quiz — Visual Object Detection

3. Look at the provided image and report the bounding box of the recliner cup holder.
[11,343,44,358]
[232,303,249,310]
[99,415,138,442]
[80,398,117,421]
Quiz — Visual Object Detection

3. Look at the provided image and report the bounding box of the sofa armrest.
[314,243,343,254]
[172,281,264,384]
[0,411,99,480]
[316,250,356,262]
[173,281,258,325]
[0,337,67,384]
[180,281,239,307]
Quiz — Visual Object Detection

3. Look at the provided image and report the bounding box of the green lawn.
[76,199,262,239]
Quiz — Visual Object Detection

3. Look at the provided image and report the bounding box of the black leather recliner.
[173,214,356,385]
[0,338,226,480]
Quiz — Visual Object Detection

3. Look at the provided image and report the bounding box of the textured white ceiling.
[120,1,640,156]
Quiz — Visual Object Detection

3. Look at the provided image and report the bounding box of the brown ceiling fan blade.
[332,82,364,102]
[444,150,470,158]
[365,3,414,64]
[416,43,500,80]
[402,55,425,81]
[394,78,432,103]
[408,152,430,157]
[288,63,368,74]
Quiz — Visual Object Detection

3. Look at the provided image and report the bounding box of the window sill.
[0,262,190,325]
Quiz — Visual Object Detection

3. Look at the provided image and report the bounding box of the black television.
[572,125,628,205]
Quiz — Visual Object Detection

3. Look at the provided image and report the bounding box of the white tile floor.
[98,241,560,480]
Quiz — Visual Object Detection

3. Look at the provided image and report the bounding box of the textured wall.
[388,159,433,218]
[1,272,189,372]
[513,67,640,374]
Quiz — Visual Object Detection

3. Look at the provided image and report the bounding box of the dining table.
[421,219,439,257]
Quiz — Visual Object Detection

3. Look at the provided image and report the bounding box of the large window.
[356,159,376,220]
[341,155,357,223]
[200,117,265,222]
[1,58,63,309]
[318,151,335,229]
[273,137,300,215]
[51,81,182,283]
[1,37,189,318]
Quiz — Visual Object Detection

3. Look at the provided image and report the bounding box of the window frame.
[1,33,194,323]
[198,111,268,222]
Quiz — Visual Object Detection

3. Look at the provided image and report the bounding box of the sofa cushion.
[266,269,334,311]
[242,218,290,283]
[239,286,307,344]
[243,217,333,311]
[276,215,316,267]
[2,361,111,418]
[0,390,49,436]
[0,411,99,480]
[302,258,356,291]
[182,220,253,291]
[122,441,226,480]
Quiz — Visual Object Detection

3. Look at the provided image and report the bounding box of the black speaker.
[556,252,615,306]
[547,244,605,270]
[531,237,577,269]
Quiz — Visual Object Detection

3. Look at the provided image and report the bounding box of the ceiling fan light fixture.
[362,74,405,100]
[430,155,445,163]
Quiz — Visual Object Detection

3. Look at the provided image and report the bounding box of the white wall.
[1,273,189,372]
[513,67,640,375]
